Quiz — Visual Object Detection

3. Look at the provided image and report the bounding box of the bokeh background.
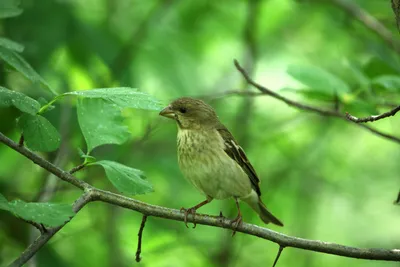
[1,0,400,266]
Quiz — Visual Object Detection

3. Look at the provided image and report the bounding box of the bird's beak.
[159,105,176,119]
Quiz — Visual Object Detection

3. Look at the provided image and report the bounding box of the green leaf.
[0,86,40,114]
[369,43,400,73]
[0,37,24,52]
[344,99,379,116]
[287,64,350,95]
[363,57,399,78]
[77,98,131,152]
[91,160,153,195]
[0,0,23,18]
[372,75,400,92]
[0,194,74,227]
[65,88,162,110]
[18,114,61,152]
[0,46,56,95]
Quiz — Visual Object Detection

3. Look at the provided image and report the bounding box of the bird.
[159,97,283,231]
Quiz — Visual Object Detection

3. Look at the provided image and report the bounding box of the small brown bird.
[160,97,283,229]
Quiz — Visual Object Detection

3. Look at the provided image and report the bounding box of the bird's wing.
[216,125,262,196]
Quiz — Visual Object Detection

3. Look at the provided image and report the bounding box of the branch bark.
[8,191,95,267]
[135,215,148,262]
[1,131,400,265]
[233,60,400,145]
[346,105,400,123]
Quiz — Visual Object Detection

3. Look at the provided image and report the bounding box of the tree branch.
[346,105,400,123]
[135,215,148,262]
[233,60,400,145]
[329,0,400,54]
[0,133,89,190]
[9,191,95,267]
[68,163,87,175]
[272,245,285,267]
[1,131,400,264]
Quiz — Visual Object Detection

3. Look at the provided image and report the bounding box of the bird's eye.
[179,107,187,113]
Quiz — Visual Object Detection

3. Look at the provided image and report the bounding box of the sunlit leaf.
[0,86,40,114]
[0,193,74,227]
[372,75,400,92]
[287,64,350,95]
[77,98,131,152]
[18,114,61,152]
[0,0,23,18]
[65,88,162,111]
[91,160,153,195]
[0,37,24,52]
[0,46,56,95]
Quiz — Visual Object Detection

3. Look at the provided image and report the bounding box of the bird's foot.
[231,214,243,236]
[180,207,197,228]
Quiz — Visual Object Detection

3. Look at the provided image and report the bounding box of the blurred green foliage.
[1,0,400,266]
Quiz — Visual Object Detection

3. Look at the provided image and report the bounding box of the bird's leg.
[180,198,212,228]
[231,197,243,236]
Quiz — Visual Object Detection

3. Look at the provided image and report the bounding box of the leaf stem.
[37,94,65,115]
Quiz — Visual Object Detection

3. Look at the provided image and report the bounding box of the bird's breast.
[177,129,251,199]
[177,129,225,169]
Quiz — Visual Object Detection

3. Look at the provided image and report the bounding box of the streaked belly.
[177,129,252,199]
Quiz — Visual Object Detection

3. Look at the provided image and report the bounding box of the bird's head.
[159,97,219,129]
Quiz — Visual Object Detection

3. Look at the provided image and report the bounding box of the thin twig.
[18,134,24,147]
[329,0,400,54]
[394,190,400,205]
[1,132,400,264]
[333,92,340,112]
[233,60,400,144]
[69,163,87,175]
[346,105,400,123]
[272,245,285,267]
[135,215,148,262]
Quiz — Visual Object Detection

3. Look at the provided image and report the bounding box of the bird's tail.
[242,190,284,227]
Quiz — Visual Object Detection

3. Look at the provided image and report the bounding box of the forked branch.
[233,60,400,145]
[1,132,399,266]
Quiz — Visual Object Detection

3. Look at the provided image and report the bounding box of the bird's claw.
[231,214,243,237]
[180,207,197,228]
